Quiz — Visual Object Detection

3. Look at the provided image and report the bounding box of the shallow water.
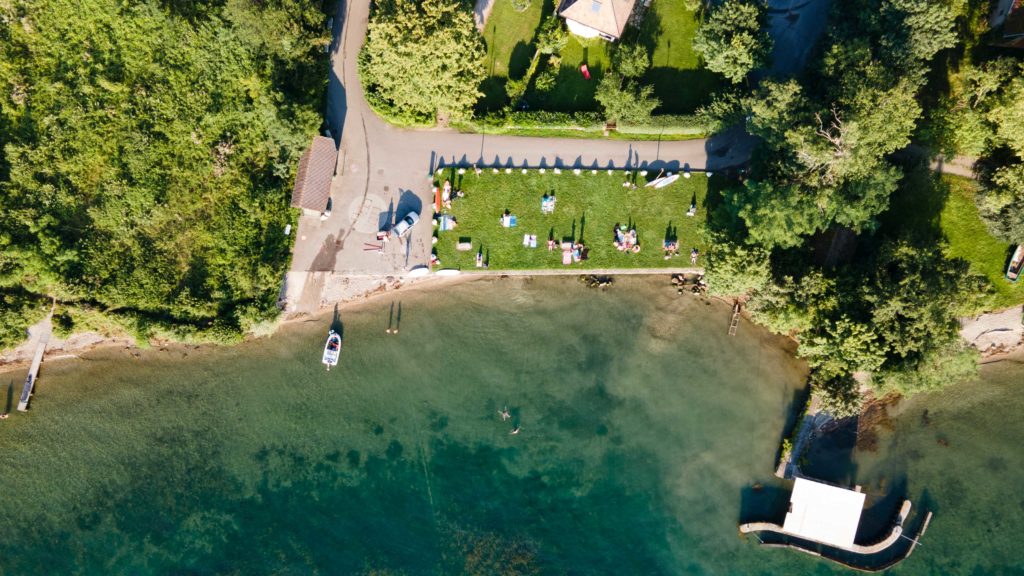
[0,276,1019,574]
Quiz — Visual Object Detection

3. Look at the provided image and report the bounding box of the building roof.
[559,0,636,39]
[782,478,866,550]
[291,136,337,211]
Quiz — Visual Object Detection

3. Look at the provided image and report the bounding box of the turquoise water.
[0,276,1020,574]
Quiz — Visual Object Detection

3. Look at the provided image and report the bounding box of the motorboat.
[1008,245,1024,282]
[322,330,341,370]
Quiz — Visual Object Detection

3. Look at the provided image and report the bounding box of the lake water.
[0,276,1020,574]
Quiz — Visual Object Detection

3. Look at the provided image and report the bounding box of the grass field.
[939,176,1024,310]
[636,0,720,113]
[477,0,717,113]
[431,170,708,270]
[481,0,547,79]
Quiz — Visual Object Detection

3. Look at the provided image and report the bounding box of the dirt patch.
[960,305,1023,356]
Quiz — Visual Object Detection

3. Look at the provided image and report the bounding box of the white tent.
[783,478,866,549]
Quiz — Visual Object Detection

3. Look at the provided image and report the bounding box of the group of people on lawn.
[469,191,701,266]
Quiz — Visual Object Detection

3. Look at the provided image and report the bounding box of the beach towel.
[562,250,572,265]
[529,235,537,248]
[523,234,531,247]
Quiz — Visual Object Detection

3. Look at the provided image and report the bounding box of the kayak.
[654,174,680,189]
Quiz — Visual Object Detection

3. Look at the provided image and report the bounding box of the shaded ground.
[763,0,833,78]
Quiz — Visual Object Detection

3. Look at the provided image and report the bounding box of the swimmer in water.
[498,407,511,421]
[510,426,521,435]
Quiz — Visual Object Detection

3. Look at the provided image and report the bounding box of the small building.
[558,0,636,41]
[738,476,928,571]
[782,477,866,549]
[291,135,338,215]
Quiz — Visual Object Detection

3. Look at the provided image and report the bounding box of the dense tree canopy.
[0,0,328,344]
[731,0,956,249]
[360,0,486,123]
[705,0,983,410]
[612,44,651,79]
[595,74,660,125]
[748,240,985,397]
[693,0,771,84]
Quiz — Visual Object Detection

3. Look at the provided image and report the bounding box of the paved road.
[289,0,753,282]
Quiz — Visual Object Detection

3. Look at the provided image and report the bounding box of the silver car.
[390,211,420,238]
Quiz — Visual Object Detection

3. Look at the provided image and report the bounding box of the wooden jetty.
[17,320,52,412]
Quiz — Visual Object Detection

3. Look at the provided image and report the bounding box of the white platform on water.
[783,478,866,549]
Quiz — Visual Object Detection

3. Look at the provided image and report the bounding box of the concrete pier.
[17,313,52,412]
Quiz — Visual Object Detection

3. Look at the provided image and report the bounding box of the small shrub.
[534,68,557,93]
[506,77,529,103]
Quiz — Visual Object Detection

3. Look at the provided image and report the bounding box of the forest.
[0,0,329,347]
[702,0,1022,412]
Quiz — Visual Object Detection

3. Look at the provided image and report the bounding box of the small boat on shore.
[1008,245,1024,282]
[322,330,341,370]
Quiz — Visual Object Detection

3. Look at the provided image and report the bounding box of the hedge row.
[456,111,708,137]
[617,114,708,136]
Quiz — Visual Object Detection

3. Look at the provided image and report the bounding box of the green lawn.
[635,0,720,113]
[479,0,550,110]
[431,169,708,270]
[534,36,611,111]
[478,0,717,113]
[481,0,546,79]
[939,176,1024,310]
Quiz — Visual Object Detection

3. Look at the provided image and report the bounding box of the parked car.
[390,211,420,238]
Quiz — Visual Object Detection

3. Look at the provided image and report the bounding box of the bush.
[465,110,605,131]
[506,77,530,103]
[617,114,708,136]
[814,373,863,419]
[534,67,558,94]
[0,290,50,349]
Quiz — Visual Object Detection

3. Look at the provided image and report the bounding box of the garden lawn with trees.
[939,177,1024,310]
[362,0,722,137]
[432,170,707,270]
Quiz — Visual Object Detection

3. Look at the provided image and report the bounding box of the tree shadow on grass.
[537,63,605,111]
[877,158,951,245]
[644,67,721,114]
[477,77,509,113]
[509,41,535,80]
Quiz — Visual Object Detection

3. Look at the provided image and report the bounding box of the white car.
[390,211,420,238]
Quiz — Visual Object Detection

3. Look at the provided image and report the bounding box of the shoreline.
[2,272,1021,373]
[0,273,482,371]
